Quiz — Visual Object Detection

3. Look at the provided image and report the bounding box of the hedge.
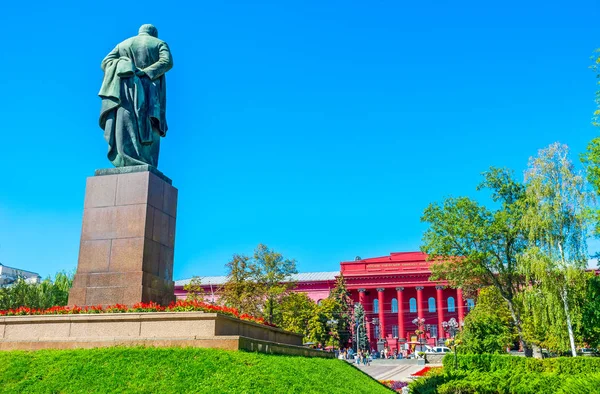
[410,355,600,394]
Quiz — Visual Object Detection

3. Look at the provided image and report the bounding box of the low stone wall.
[0,312,330,358]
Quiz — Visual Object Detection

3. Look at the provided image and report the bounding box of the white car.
[426,346,451,354]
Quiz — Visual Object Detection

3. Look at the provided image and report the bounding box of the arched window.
[317,299,323,306]
[373,299,379,313]
[467,298,475,311]
[447,297,455,313]
[391,298,398,313]
[409,298,417,313]
[428,297,436,312]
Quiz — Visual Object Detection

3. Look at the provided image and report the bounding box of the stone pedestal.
[68,166,177,307]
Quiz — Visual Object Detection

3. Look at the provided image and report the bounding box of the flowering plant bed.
[0,300,276,328]
[380,380,408,392]
[411,366,442,377]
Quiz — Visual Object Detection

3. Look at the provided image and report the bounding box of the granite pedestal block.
[68,167,177,307]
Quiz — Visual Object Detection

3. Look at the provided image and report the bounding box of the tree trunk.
[506,298,532,357]
[561,285,577,357]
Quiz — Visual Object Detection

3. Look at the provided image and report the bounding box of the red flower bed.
[412,367,431,377]
[0,300,276,328]
[411,366,442,377]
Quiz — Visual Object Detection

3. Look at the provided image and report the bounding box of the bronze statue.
[98,24,173,168]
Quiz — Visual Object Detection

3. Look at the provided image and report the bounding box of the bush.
[442,353,600,375]
[420,354,600,394]
[0,272,72,310]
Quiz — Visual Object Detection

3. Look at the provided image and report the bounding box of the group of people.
[335,346,414,362]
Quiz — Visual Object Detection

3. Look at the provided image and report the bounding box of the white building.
[0,263,41,286]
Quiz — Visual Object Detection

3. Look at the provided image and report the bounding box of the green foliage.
[0,347,391,394]
[520,143,592,355]
[582,274,600,348]
[421,167,530,351]
[581,49,600,223]
[353,303,369,350]
[253,244,298,325]
[280,292,317,339]
[0,271,72,310]
[183,276,205,302]
[442,354,600,375]
[220,253,264,317]
[220,244,298,325]
[458,287,515,354]
[416,354,600,394]
[326,274,354,348]
[556,374,600,394]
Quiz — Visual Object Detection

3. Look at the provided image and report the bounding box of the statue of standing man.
[98,24,173,168]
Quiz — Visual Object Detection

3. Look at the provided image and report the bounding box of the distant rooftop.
[175,271,339,287]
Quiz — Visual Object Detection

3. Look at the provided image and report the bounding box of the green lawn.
[0,347,391,393]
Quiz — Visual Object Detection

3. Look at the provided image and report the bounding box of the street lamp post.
[442,318,460,369]
[412,317,426,351]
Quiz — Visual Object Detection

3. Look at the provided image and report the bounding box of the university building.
[175,251,475,351]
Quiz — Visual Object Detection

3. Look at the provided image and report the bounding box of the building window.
[373,299,379,313]
[428,297,436,312]
[447,297,455,313]
[409,298,417,313]
[317,299,323,306]
[467,298,475,311]
[391,298,398,313]
[392,324,399,338]
[430,325,438,338]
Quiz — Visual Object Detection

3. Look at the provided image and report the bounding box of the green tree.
[220,244,298,325]
[421,168,531,354]
[582,274,600,348]
[581,49,600,217]
[353,303,369,350]
[220,254,264,316]
[279,292,317,339]
[252,244,298,325]
[327,274,354,349]
[0,271,73,310]
[183,276,205,302]
[458,287,516,354]
[521,143,593,356]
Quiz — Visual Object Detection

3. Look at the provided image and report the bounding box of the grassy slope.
[0,347,391,394]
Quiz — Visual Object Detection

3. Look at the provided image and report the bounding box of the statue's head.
[139,24,158,38]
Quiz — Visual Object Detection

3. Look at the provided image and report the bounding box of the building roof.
[174,271,339,287]
[0,263,41,278]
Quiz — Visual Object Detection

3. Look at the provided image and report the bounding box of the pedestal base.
[68,168,177,307]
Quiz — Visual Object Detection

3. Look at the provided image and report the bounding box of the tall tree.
[220,254,264,316]
[522,143,593,356]
[353,303,369,350]
[252,244,298,325]
[327,274,354,349]
[421,168,531,354]
[581,49,600,206]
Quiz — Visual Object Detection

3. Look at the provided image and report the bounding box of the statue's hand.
[135,69,146,77]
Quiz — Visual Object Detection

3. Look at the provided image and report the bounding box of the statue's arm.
[101,45,120,71]
[142,42,173,80]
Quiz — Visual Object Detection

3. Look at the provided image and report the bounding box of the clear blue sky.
[1,1,599,279]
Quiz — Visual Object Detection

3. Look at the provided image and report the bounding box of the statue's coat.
[98,32,173,167]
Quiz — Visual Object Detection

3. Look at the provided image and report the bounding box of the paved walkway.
[348,359,442,381]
